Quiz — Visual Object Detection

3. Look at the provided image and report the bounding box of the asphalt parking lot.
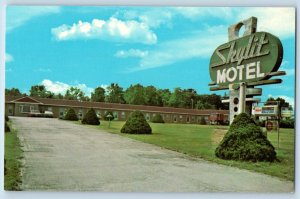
[11,116,294,192]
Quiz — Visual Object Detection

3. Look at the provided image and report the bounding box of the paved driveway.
[11,117,293,192]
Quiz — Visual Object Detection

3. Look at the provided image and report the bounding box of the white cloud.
[268,94,294,109]
[175,7,233,20]
[115,49,148,58]
[51,17,157,44]
[128,28,227,72]
[5,53,13,62]
[7,6,61,32]
[237,7,295,39]
[41,79,94,96]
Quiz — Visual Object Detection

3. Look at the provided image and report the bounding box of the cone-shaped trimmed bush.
[64,108,78,121]
[82,108,100,125]
[151,114,165,123]
[121,111,152,134]
[215,113,276,162]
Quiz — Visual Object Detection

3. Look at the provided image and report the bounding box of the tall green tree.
[168,87,187,108]
[30,85,54,98]
[105,83,125,103]
[91,87,106,102]
[124,84,145,105]
[64,87,88,101]
[157,89,171,107]
[5,88,25,96]
[144,86,162,106]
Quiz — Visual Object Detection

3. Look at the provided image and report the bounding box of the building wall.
[5,102,226,125]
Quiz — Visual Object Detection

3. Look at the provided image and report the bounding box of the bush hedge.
[5,122,10,132]
[215,113,276,162]
[103,111,115,121]
[82,108,100,125]
[150,114,164,123]
[64,108,78,121]
[121,111,152,134]
[280,119,294,128]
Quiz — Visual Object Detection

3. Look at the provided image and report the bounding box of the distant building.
[5,96,228,124]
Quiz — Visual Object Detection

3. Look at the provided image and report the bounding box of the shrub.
[215,113,276,162]
[82,108,100,125]
[5,115,9,122]
[64,108,78,121]
[200,117,206,125]
[121,111,152,134]
[5,122,10,132]
[150,114,164,123]
[280,119,294,128]
[103,111,115,121]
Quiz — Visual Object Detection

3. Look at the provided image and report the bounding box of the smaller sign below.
[252,106,262,115]
[252,105,278,116]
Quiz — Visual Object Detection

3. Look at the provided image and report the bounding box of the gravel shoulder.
[11,117,294,192]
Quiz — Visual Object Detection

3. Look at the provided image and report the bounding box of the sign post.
[209,16,285,125]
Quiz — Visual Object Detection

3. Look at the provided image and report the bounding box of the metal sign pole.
[238,83,246,114]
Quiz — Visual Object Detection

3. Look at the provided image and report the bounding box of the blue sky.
[5,6,295,107]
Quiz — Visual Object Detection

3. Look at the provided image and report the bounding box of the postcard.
[4,6,295,192]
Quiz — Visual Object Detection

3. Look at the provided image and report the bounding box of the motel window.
[48,107,52,111]
[186,116,190,123]
[179,115,182,119]
[152,113,156,117]
[174,116,177,122]
[121,112,126,119]
[19,105,34,113]
[166,114,169,118]
[191,116,195,122]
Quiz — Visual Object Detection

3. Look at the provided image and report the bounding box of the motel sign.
[208,17,286,124]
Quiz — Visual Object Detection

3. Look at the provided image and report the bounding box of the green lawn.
[95,120,294,181]
[4,122,23,190]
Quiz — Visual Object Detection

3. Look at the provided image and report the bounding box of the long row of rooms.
[5,96,229,124]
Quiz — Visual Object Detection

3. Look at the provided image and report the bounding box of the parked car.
[44,111,54,118]
[28,110,42,117]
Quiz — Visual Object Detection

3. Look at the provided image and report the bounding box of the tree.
[64,109,78,121]
[82,108,100,125]
[64,87,88,101]
[144,86,162,106]
[91,87,106,102]
[157,89,171,107]
[124,84,146,105]
[150,114,164,123]
[121,111,152,134]
[5,88,25,96]
[105,83,125,104]
[30,85,54,98]
[167,87,187,108]
[215,113,276,162]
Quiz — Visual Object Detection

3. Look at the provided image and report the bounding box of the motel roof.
[5,95,228,116]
